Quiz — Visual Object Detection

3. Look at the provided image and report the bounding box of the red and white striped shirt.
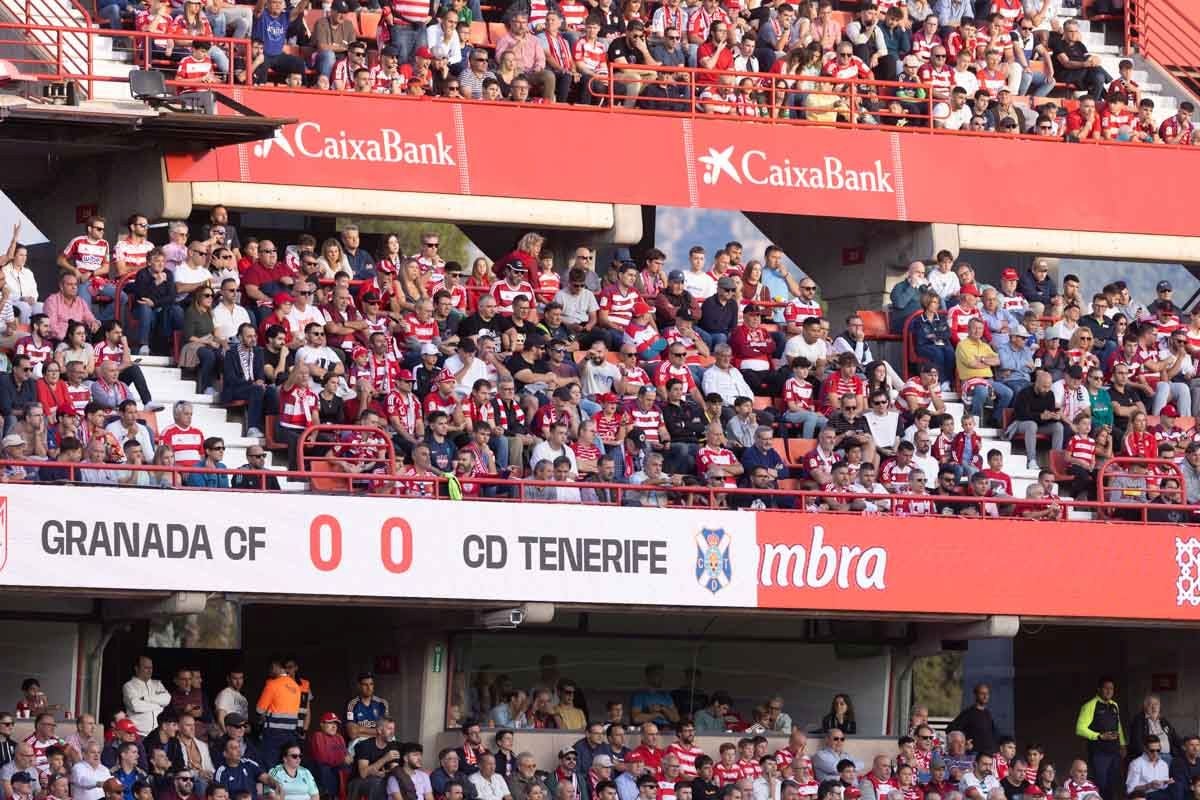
[629,406,664,444]
[918,62,953,99]
[61,235,109,279]
[560,0,587,28]
[176,54,214,82]
[714,763,743,787]
[160,424,205,465]
[697,446,739,487]
[593,410,628,444]
[424,390,459,418]
[651,2,686,35]
[1067,434,1096,470]
[687,5,731,40]
[66,383,91,416]
[572,37,609,76]
[279,385,318,429]
[15,336,52,372]
[784,299,822,326]
[737,759,764,781]
[655,360,696,393]
[947,305,981,344]
[490,280,536,314]
[990,0,1023,32]
[667,743,704,778]
[599,286,641,329]
[404,315,439,344]
[1101,108,1135,138]
[784,377,816,411]
[880,457,914,492]
[821,373,864,415]
[94,340,126,368]
[911,31,943,63]
[385,390,421,435]
[389,0,431,25]
[114,236,154,271]
[896,377,940,412]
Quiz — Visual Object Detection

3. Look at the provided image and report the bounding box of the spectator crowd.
[114,0,1200,141]
[1,208,1199,518]
[2,657,1197,800]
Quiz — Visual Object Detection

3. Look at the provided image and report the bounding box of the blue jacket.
[184,460,230,488]
[911,313,951,349]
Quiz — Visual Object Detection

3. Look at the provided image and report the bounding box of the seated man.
[955,317,1012,427]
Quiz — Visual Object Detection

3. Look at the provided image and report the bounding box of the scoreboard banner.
[164,89,1200,238]
[2,484,1198,621]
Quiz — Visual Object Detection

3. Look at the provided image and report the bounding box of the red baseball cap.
[632,301,652,316]
[396,368,415,382]
[1001,267,1019,281]
[115,718,138,735]
[959,284,980,297]
[598,392,618,404]
[437,368,456,384]
[319,712,340,724]
[414,46,433,59]
[351,345,369,360]
[273,292,294,305]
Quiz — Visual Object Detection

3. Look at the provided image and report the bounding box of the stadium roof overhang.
[0,101,291,189]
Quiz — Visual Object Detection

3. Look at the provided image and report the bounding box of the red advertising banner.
[754,513,1200,621]
[166,90,1200,238]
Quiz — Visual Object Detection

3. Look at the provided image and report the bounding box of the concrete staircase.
[136,355,300,490]
[1062,7,1183,119]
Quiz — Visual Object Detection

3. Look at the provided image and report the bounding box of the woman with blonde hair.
[316,238,348,278]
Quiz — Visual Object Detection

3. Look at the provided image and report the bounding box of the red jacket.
[306,730,347,767]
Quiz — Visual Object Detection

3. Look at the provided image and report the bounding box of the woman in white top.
[1,234,41,323]
[55,321,96,375]
[69,743,109,800]
[269,745,320,800]
[427,8,464,71]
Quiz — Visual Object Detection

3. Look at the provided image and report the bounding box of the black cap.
[224,713,247,727]
[1067,364,1084,380]
[331,0,350,10]
[357,672,374,682]
[10,773,32,786]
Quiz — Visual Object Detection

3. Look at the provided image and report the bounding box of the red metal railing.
[1133,0,1200,95]
[4,456,1198,524]
[1,20,1197,153]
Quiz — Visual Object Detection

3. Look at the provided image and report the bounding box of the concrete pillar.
[11,151,186,292]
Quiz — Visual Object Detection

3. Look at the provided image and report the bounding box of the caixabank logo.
[698,146,895,192]
[253,122,456,166]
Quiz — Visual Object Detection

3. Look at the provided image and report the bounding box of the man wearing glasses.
[182,437,230,488]
[114,213,154,279]
[1125,738,1171,800]
[607,20,659,108]
[231,446,279,490]
[173,241,216,302]
[241,240,296,325]
[60,216,131,320]
[812,730,857,784]
[415,231,446,276]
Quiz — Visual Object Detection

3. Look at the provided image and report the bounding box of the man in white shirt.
[579,341,621,399]
[1125,737,1171,800]
[849,462,890,512]
[121,656,171,736]
[212,279,253,343]
[554,270,600,333]
[783,317,830,374]
[863,392,900,454]
[469,753,511,800]
[443,337,498,398]
[295,322,346,391]
[171,241,214,301]
[752,756,782,800]
[530,422,578,475]
[911,431,939,489]
[213,670,248,734]
[959,753,1000,800]
[701,345,753,406]
[288,279,328,333]
[683,246,716,300]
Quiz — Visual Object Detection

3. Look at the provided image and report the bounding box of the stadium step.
[138,363,293,487]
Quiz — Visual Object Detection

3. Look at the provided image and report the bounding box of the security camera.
[480,608,525,629]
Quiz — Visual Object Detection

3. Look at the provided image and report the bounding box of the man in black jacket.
[661,378,706,475]
[0,354,36,434]
[130,249,181,356]
[221,323,271,439]
[1005,369,1064,471]
[947,683,999,757]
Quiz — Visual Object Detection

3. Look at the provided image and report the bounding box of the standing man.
[1076,678,1125,800]
[948,684,1000,759]
[255,658,301,769]
[123,657,172,737]
[214,671,248,737]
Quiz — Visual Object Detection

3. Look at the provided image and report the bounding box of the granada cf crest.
[695,528,731,594]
